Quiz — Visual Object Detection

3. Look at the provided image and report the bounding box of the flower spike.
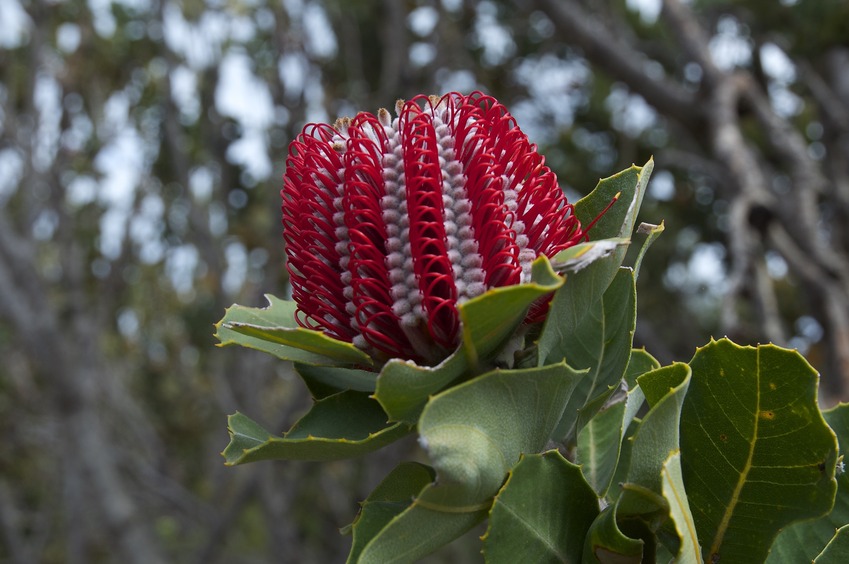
[282,92,587,364]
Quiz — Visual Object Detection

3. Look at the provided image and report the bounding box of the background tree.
[1,0,847,561]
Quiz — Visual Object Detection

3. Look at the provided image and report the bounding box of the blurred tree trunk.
[536,0,849,399]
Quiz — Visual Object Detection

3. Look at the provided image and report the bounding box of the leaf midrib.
[495,497,570,563]
[710,347,760,555]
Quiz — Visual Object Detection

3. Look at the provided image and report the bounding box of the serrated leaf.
[483,451,599,563]
[419,362,585,499]
[295,363,378,399]
[549,267,637,444]
[661,451,703,564]
[539,159,653,368]
[355,481,489,564]
[577,384,645,496]
[346,462,435,564]
[680,339,839,564]
[767,402,849,562]
[585,363,691,562]
[631,362,691,493]
[374,255,564,424]
[633,221,664,279]
[222,392,412,464]
[575,159,654,244]
[225,322,373,366]
[624,348,661,389]
[582,505,644,563]
[359,363,584,562]
[215,294,371,367]
[814,524,849,563]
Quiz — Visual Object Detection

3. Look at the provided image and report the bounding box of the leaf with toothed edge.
[767,402,849,562]
[345,462,436,564]
[538,159,653,370]
[374,254,565,424]
[356,362,584,563]
[222,391,412,465]
[483,450,600,563]
[215,294,373,367]
[582,362,692,563]
[548,266,637,445]
[680,339,838,564]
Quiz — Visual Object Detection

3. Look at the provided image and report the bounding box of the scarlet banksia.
[282,92,585,365]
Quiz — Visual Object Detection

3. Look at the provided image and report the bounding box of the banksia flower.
[282,92,585,365]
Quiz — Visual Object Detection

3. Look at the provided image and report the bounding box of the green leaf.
[607,418,639,505]
[624,348,661,389]
[359,363,584,562]
[372,352,466,424]
[582,505,644,563]
[767,402,849,562]
[215,294,372,367]
[630,362,691,492]
[577,384,645,496]
[539,159,652,369]
[225,322,373,366]
[575,159,654,244]
[549,267,637,444]
[616,362,691,518]
[355,481,489,564]
[584,363,691,562]
[814,524,849,563]
[295,363,377,399]
[418,362,584,499]
[483,451,599,563]
[459,255,564,370]
[576,347,662,496]
[374,255,564,424]
[680,339,839,564]
[346,462,435,564]
[632,221,664,280]
[222,392,412,464]
[661,451,703,564]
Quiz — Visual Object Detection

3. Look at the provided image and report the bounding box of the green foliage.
[222,394,412,464]
[346,462,436,564]
[539,160,653,368]
[681,340,838,563]
[216,295,374,367]
[217,161,849,562]
[483,451,598,563]
[374,254,566,423]
[766,402,849,562]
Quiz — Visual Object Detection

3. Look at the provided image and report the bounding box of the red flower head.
[282,92,585,365]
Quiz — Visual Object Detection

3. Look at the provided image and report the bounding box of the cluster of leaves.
[216,161,848,563]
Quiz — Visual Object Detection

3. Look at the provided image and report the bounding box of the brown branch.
[660,0,722,86]
[797,59,849,134]
[378,0,407,101]
[768,222,849,391]
[738,77,849,280]
[0,481,37,564]
[535,0,700,129]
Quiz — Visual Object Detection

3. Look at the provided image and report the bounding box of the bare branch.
[535,0,700,128]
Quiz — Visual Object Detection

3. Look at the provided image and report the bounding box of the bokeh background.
[2,0,848,561]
